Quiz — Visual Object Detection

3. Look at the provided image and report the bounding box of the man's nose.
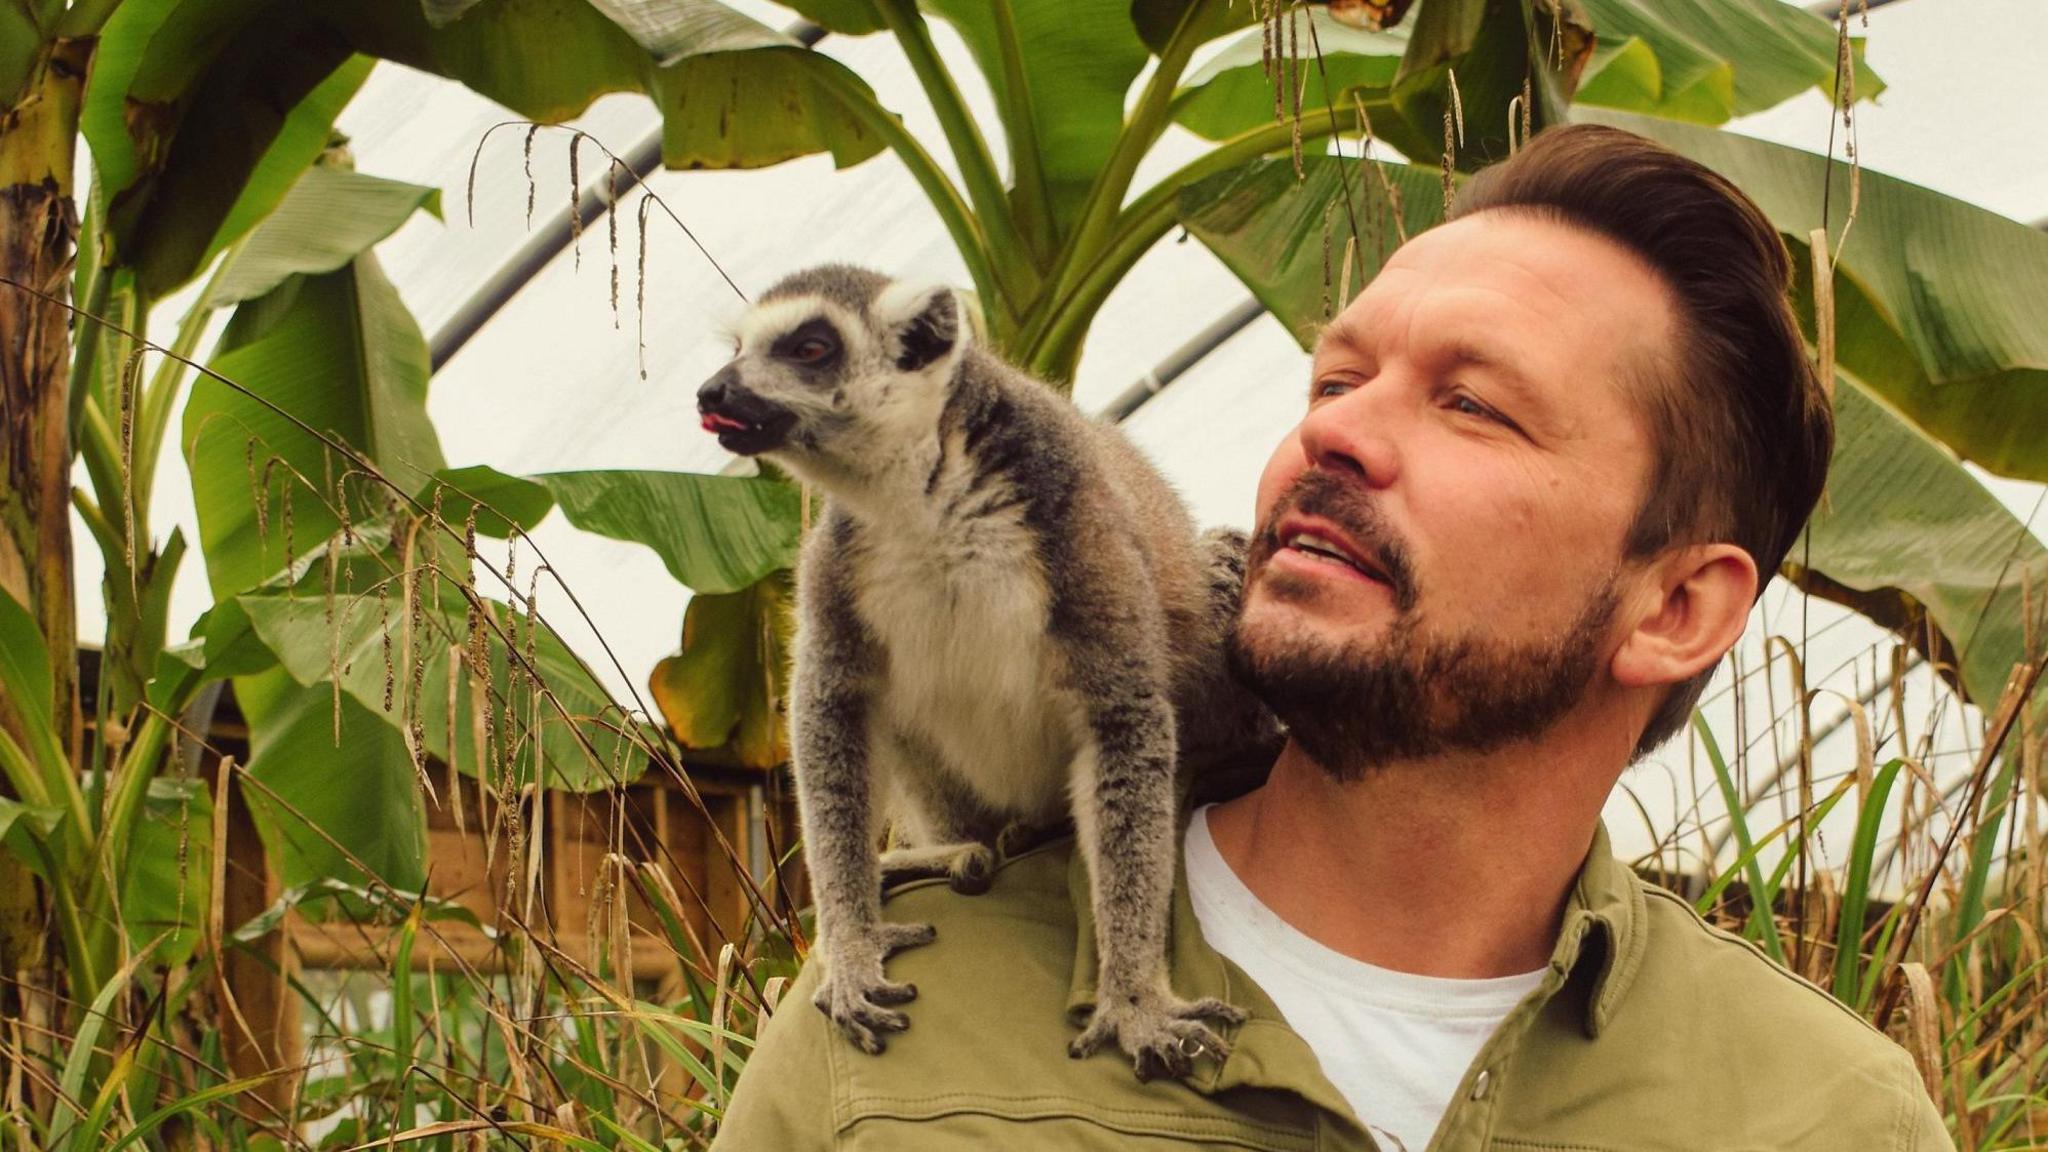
[1296,382,1402,489]
[698,364,738,409]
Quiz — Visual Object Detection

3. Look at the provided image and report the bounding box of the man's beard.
[1227,471,1619,779]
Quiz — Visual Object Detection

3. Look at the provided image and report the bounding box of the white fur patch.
[853,451,1078,825]
[873,281,957,337]
[736,297,869,355]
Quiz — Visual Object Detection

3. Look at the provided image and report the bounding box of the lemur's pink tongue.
[702,412,750,433]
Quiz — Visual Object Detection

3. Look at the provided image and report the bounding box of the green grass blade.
[1691,713,1787,965]
[103,1073,291,1152]
[49,937,161,1152]
[1834,758,1906,1003]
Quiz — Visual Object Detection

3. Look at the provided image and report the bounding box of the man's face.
[1231,211,1678,773]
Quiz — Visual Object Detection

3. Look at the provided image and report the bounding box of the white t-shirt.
[1184,807,1547,1152]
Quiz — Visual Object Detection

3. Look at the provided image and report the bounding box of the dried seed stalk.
[1320,198,1336,320]
[1521,72,1533,145]
[326,538,341,743]
[120,346,143,588]
[281,482,296,599]
[1262,0,1279,90]
[402,522,434,795]
[568,132,583,271]
[1810,227,1837,405]
[1339,235,1357,312]
[381,613,396,713]
[637,192,655,381]
[247,439,268,544]
[1288,4,1304,178]
[608,162,621,328]
[1356,93,1404,236]
[430,486,447,613]
[524,124,542,228]
[335,484,354,550]
[448,643,466,836]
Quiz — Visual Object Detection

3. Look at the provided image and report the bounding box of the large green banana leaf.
[1164,0,1876,168]
[79,0,365,297]
[409,465,803,594]
[533,470,802,596]
[1581,109,2048,487]
[923,0,1151,238]
[1574,0,1881,125]
[231,666,428,893]
[1798,385,2047,712]
[79,0,887,299]
[185,254,443,598]
[208,165,442,307]
[648,570,794,771]
[1171,11,1411,144]
[183,166,448,890]
[1180,153,2046,710]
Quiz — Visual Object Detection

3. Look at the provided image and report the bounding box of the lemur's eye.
[774,320,841,366]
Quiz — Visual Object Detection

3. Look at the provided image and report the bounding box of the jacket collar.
[1061,816,1649,1078]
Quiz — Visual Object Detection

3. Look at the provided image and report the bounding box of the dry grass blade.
[1811,226,1837,405]
[1897,961,1944,1103]
[1877,659,2047,1029]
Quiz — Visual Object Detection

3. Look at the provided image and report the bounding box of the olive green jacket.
[714,826,1952,1151]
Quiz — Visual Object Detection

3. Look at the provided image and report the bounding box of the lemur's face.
[696,275,961,469]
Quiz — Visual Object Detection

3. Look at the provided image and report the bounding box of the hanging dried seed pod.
[608,161,621,328]
[1288,5,1304,178]
[568,132,584,271]
[1320,198,1336,320]
[281,485,297,598]
[637,192,655,382]
[382,613,396,713]
[247,439,268,545]
[523,124,543,229]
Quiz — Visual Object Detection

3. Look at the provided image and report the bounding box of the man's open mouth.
[1273,515,1393,586]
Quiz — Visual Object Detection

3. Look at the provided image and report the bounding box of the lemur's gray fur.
[697,264,1278,1081]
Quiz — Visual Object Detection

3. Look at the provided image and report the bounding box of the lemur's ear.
[876,283,964,372]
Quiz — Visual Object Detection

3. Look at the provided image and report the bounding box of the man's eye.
[1312,379,1352,400]
[1450,393,1499,422]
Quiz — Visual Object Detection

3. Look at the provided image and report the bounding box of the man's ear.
[875,282,964,372]
[1611,543,1758,691]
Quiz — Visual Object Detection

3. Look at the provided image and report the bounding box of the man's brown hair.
[1447,123,1833,757]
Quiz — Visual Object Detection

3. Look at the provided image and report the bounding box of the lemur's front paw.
[813,921,937,1054]
[1068,988,1247,1082]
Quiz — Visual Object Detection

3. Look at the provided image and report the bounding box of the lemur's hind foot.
[814,920,938,1054]
[1068,986,1248,1082]
[995,818,1071,862]
[880,842,997,895]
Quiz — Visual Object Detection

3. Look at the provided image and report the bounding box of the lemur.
[696,264,1278,1081]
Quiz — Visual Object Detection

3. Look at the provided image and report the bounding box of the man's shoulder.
[723,841,1297,1150]
[1499,875,1950,1151]
[1629,880,1906,1064]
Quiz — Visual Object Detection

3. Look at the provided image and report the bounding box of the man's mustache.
[1252,470,1419,612]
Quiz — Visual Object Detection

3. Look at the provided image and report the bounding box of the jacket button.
[1471,1070,1493,1101]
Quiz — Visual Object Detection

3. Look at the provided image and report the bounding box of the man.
[712,124,1953,1151]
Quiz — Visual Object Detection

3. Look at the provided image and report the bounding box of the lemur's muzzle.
[697,364,797,456]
